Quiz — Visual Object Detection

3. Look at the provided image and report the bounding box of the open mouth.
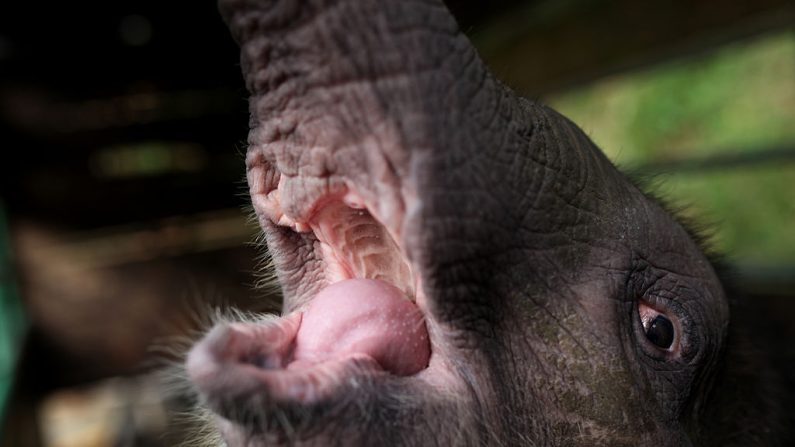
[186,150,434,425]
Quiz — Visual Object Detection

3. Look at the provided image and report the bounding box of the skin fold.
[184,0,795,445]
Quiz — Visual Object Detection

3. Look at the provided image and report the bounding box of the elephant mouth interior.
[278,190,432,377]
[298,195,417,299]
[187,159,432,411]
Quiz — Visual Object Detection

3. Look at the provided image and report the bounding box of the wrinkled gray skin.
[188,0,795,445]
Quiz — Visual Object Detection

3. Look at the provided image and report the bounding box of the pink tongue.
[291,278,430,375]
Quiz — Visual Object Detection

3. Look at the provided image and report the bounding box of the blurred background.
[0,0,792,445]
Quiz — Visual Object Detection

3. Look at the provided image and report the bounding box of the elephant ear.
[692,275,795,445]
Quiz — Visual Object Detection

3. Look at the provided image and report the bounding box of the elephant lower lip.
[188,277,431,401]
[186,313,389,416]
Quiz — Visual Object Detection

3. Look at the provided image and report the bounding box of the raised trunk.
[218,0,628,313]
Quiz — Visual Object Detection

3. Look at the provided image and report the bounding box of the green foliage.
[664,168,795,263]
[548,31,795,263]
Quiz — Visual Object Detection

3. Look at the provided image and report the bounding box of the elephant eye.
[638,301,676,351]
[644,315,674,349]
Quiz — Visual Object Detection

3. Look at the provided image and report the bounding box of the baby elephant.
[185,0,795,445]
